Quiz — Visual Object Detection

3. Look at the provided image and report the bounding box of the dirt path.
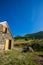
[14,47,22,51]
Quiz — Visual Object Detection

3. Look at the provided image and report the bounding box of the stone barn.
[0,21,14,50]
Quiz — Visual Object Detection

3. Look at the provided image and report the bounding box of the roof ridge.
[0,21,7,24]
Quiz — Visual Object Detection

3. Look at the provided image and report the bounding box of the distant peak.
[38,31,43,33]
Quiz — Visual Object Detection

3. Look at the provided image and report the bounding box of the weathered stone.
[0,21,14,50]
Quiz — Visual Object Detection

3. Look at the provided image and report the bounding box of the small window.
[5,27,7,33]
[3,27,7,33]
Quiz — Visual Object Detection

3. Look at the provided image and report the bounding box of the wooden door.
[4,39,9,50]
[8,40,11,49]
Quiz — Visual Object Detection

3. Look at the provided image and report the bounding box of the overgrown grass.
[0,39,43,65]
[0,50,43,65]
[14,39,43,51]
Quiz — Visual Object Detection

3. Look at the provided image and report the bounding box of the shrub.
[31,43,40,51]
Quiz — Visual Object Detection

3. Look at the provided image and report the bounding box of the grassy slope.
[0,50,43,65]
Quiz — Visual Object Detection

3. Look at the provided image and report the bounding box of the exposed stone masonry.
[0,21,14,50]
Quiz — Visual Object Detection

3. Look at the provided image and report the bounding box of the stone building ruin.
[0,21,14,50]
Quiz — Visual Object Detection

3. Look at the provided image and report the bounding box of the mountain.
[24,31,43,39]
[14,31,43,40]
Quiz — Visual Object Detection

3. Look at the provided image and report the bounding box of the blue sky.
[0,0,43,36]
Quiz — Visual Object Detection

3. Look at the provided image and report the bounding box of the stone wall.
[0,23,14,50]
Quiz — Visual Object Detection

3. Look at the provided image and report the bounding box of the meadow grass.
[0,39,43,65]
[0,50,43,65]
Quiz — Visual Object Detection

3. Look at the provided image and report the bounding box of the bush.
[25,38,28,41]
[31,43,40,51]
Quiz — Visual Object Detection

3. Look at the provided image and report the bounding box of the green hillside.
[14,31,43,40]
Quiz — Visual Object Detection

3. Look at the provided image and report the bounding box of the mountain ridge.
[14,31,43,40]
